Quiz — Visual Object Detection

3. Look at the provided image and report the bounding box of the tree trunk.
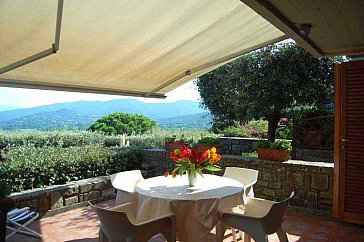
[267,109,281,142]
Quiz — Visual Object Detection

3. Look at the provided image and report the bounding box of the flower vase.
[187,172,198,187]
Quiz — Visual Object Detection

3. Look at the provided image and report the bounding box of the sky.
[0,80,201,109]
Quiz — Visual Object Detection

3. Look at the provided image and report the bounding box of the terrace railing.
[291,115,334,159]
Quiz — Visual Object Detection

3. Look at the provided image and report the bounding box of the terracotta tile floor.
[7,200,364,242]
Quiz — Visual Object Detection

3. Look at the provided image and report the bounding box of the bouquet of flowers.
[166,144,221,178]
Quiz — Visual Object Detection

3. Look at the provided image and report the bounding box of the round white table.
[135,174,244,242]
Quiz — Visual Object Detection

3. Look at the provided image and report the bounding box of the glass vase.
[187,171,198,187]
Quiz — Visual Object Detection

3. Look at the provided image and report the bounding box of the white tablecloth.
[135,174,244,242]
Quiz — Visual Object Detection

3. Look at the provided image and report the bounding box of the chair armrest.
[108,202,137,223]
[108,202,134,212]
[219,209,266,227]
[244,197,275,217]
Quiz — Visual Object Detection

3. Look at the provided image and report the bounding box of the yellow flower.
[174,149,181,155]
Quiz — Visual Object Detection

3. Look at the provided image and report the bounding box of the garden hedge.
[0,145,143,192]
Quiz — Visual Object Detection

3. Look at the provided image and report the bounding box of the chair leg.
[216,221,227,242]
[231,227,238,242]
[276,225,288,242]
[244,233,252,242]
[239,231,244,241]
[163,224,176,242]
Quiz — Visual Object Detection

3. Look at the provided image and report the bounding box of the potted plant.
[164,134,192,152]
[197,137,223,154]
[256,139,291,161]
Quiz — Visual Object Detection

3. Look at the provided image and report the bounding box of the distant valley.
[0,99,212,131]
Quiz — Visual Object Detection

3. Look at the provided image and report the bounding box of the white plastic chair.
[217,192,295,242]
[223,167,259,241]
[223,167,259,199]
[6,207,42,239]
[110,170,144,205]
[89,201,176,242]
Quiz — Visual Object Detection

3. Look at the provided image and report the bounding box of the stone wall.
[141,149,334,216]
[222,155,334,216]
[219,137,259,155]
[10,149,334,217]
[141,148,174,177]
[294,148,334,163]
[10,176,116,216]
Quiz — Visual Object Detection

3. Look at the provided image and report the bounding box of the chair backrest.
[263,191,295,234]
[89,202,134,241]
[110,170,144,192]
[223,167,259,188]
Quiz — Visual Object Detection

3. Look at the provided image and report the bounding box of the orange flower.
[172,172,177,178]
[169,148,182,162]
[164,171,169,177]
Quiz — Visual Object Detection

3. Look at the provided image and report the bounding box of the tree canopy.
[196,42,341,141]
[87,112,157,135]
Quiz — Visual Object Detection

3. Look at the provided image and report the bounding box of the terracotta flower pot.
[257,148,290,161]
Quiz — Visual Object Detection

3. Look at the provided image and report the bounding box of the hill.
[0,99,211,130]
[158,112,212,130]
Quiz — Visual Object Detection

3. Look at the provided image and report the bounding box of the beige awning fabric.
[0,0,285,98]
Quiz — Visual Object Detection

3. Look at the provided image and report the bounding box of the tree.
[196,42,340,141]
[87,112,157,135]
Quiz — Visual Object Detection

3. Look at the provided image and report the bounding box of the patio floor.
[6,199,364,242]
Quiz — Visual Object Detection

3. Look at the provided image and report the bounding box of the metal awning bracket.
[0,0,64,75]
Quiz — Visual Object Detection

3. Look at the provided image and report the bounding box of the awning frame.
[0,0,64,75]
[146,35,287,96]
[240,0,323,57]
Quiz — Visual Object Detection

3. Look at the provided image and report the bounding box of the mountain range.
[0,99,212,131]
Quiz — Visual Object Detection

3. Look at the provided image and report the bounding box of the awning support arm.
[145,35,286,97]
[240,0,323,57]
[0,0,64,75]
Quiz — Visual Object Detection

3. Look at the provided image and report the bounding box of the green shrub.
[256,139,291,150]
[241,152,258,158]
[87,112,157,135]
[245,120,268,135]
[0,130,121,148]
[221,126,250,137]
[221,120,268,138]
[297,105,333,120]
[0,145,142,192]
[197,137,221,146]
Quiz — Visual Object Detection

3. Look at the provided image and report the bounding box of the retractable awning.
[0,0,285,98]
